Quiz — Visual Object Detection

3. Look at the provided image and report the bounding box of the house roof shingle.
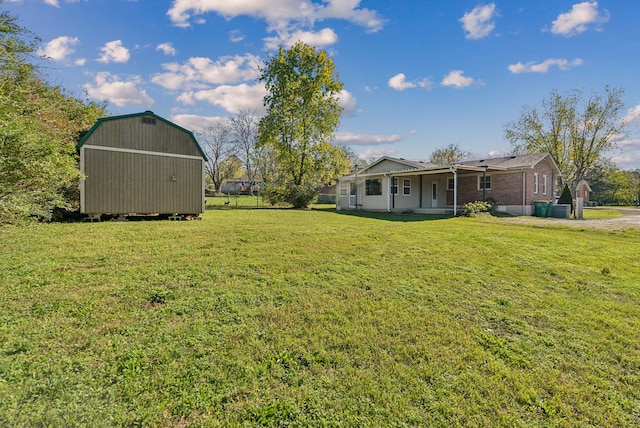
[351,152,560,178]
[457,152,551,170]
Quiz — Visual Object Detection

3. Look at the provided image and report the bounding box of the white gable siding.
[365,159,418,175]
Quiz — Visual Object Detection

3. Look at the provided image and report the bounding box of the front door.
[349,182,357,208]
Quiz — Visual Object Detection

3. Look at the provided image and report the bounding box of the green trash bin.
[547,201,554,217]
[534,201,547,217]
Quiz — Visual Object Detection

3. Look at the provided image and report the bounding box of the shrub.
[261,182,322,209]
[558,183,574,215]
[463,200,493,217]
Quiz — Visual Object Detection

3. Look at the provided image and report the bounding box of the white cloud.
[177,83,267,114]
[337,90,358,117]
[151,54,261,90]
[156,42,177,56]
[315,0,385,32]
[441,70,480,88]
[166,0,386,33]
[334,132,403,146]
[486,150,512,158]
[38,36,79,61]
[611,143,640,169]
[74,58,86,66]
[229,29,245,43]
[264,27,338,49]
[417,79,433,90]
[460,3,497,40]
[97,40,130,63]
[358,148,397,160]
[83,72,153,107]
[388,73,432,91]
[171,114,228,133]
[388,73,414,91]
[622,105,640,125]
[551,1,609,36]
[508,58,583,74]
[41,0,82,5]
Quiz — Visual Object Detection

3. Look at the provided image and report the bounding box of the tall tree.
[257,41,350,208]
[429,143,469,165]
[336,143,360,169]
[198,121,236,193]
[229,109,259,184]
[504,87,627,192]
[0,7,106,224]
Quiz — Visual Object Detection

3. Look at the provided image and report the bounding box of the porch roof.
[341,164,504,180]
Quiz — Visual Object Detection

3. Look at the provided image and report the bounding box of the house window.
[142,117,156,125]
[432,182,437,200]
[390,177,398,195]
[447,178,455,190]
[339,181,348,196]
[533,173,539,194]
[542,175,547,195]
[478,175,491,190]
[403,178,411,195]
[365,179,382,196]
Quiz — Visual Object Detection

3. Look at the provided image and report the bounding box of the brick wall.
[446,159,558,206]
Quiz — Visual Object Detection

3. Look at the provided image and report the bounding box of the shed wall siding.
[86,116,200,157]
[82,148,203,214]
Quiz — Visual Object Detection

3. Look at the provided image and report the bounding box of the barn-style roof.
[77,111,207,161]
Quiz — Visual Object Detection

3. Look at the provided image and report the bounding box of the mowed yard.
[1,205,639,427]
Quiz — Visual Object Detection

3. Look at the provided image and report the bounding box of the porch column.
[389,176,395,210]
[482,167,487,202]
[419,175,423,208]
[452,167,458,216]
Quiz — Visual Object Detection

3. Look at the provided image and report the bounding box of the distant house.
[574,179,591,203]
[317,184,337,203]
[77,111,207,220]
[336,152,561,216]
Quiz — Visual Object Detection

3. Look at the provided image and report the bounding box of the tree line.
[1,5,107,224]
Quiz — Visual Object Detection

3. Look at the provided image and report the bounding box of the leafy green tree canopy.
[429,143,469,165]
[257,41,350,208]
[504,86,627,192]
[1,5,106,224]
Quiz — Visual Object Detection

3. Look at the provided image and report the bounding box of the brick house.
[574,179,591,203]
[336,153,561,216]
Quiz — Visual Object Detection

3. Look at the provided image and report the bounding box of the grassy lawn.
[583,207,625,219]
[206,194,273,209]
[1,208,639,426]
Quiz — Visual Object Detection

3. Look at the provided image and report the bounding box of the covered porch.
[337,164,499,215]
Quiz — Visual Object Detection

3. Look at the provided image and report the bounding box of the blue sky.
[6,0,640,168]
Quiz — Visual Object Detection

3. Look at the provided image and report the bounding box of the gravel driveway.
[497,208,640,230]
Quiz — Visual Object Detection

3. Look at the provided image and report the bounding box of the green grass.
[206,194,271,209]
[1,208,639,426]
[583,207,624,219]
